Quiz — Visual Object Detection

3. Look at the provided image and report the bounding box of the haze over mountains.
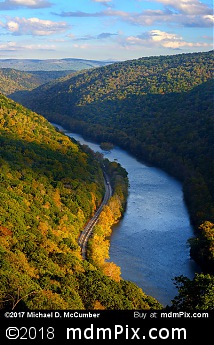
[0,58,112,72]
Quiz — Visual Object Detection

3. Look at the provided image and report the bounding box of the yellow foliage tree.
[102,262,121,282]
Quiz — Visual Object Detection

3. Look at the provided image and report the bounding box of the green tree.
[171,273,214,310]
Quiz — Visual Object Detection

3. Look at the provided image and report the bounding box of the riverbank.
[53,124,200,306]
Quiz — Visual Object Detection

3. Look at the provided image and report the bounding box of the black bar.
[0,310,212,344]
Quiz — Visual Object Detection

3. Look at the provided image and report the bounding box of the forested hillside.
[0,68,74,96]
[13,50,213,106]
[0,93,161,310]
[0,69,41,95]
[10,50,214,274]
[0,57,113,95]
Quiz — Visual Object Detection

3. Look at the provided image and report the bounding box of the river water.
[54,124,199,306]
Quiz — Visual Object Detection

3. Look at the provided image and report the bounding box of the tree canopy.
[11,50,214,273]
[0,93,161,310]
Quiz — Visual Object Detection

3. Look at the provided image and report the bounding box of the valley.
[0,50,213,310]
[0,94,160,310]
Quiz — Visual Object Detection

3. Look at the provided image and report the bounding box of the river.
[54,124,200,307]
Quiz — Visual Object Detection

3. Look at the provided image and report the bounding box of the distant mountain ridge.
[0,58,113,72]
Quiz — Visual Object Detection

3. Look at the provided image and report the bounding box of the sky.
[0,0,213,61]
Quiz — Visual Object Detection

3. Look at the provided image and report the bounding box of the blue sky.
[0,0,213,60]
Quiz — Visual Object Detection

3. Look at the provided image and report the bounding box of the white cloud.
[0,41,17,50]
[0,0,52,10]
[92,0,112,4]
[120,9,214,28]
[149,30,182,42]
[92,0,112,2]
[13,0,46,5]
[73,43,90,50]
[7,20,19,32]
[154,0,212,15]
[0,41,55,50]
[57,9,127,18]
[123,29,212,49]
[57,5,213,28]
[72,32,118,41]
[2,17,69,36]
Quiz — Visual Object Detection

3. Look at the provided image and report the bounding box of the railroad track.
[78,171,112,259]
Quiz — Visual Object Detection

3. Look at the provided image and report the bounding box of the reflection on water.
[55,124,200,306]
